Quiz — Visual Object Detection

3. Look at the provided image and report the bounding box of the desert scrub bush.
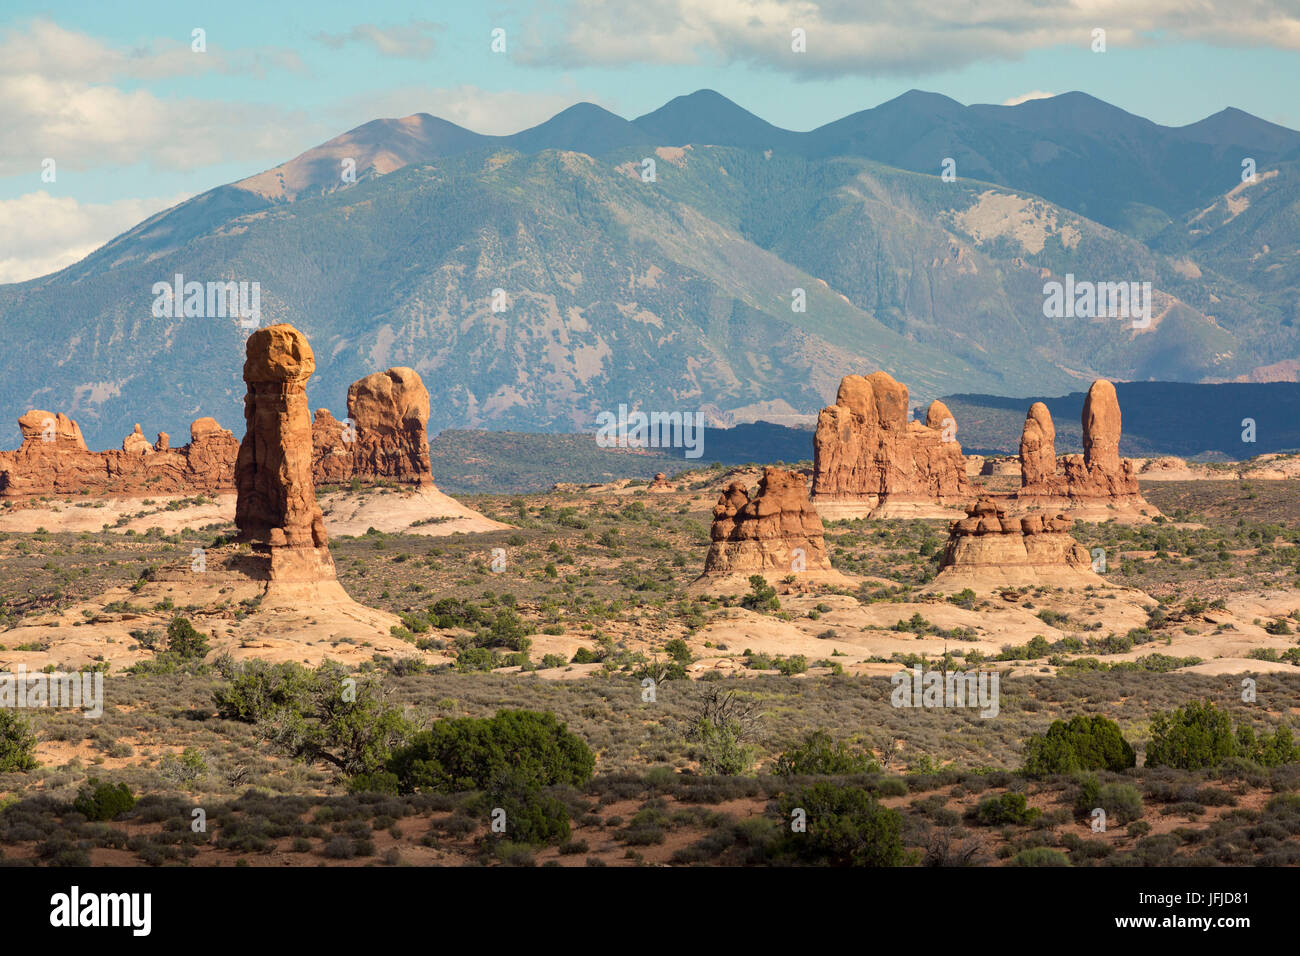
[740,575,779,612]
[1146,700,1298,770]
[687,688,761,776]
[73,780,136,821]
[775,782,913,867]
[1145,700,1236,770]
[0,710,38,772]
[1074,777,1144,825]
[242,661,410,777]
[165,616,210,658]
[213,660,314,721]
[972,792,1041,826]
[160,748,208,789]
[387,709,594,794]
[774,730,880,777]
[474,776,573,847]
[1235,723,1300,767]
[1020,715,1136,777]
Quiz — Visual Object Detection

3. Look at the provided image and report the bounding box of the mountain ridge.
[1,90,1297,451]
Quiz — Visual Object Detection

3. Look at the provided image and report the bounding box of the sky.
[2,0,1298,283]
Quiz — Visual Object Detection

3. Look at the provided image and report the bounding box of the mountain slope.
[1,90,1297,451]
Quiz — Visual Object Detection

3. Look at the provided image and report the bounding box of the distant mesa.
[811,371,970,520]
[692,466,853,593]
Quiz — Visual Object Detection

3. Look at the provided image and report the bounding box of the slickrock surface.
[693,466,853,591]
[812,371,969,519]
[1016,380,1159,522]
[932,497,1103,589]
[1137,456,1202,481]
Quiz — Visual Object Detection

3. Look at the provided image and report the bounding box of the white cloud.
[516,0,1300,76]
[1003,90,1055,106]
[0,19,314,176]
[0,190,188,283]
[0,17,301,82]
[314,20,445,59]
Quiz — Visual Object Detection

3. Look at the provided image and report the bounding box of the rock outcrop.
[0,323,407,665]
[2,366,437,497]
[235,324,335,587]
[349,367,433,485]
[312,367,433,486]
[812,372,969,518]
[121,424,152,456]
[933,497,1102,588]
[0,410,238,497]
[1018,403,1058,488]
[0,360,507,538]
[310,409,352,485]
[695,466,851,589]
[647,472,673,492]
[1016,381,1158,521]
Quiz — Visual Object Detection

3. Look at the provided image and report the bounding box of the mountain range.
[2,89,1298,450]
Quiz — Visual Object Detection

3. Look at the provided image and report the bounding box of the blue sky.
[2,0,1298,281]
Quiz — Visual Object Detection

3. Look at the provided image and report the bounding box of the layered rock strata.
[0,411,238,497]
[934,498,1102,588]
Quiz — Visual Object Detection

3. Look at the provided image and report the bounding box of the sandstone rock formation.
[349,367,433,485]
[311,409,352,485]
[1019,403,1058,488]
[1016,381,1158,521]
[0,362,506,537]
[933,497,1102,589]
[812,371,969,518]
[695,466,851,590]
[2,366,437,498]
[235,324,335,588]
[647,472,673,492]
[308,365,509,537]
[122,424,152,456]
[312,367,433,486]
[0,410,239,497]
